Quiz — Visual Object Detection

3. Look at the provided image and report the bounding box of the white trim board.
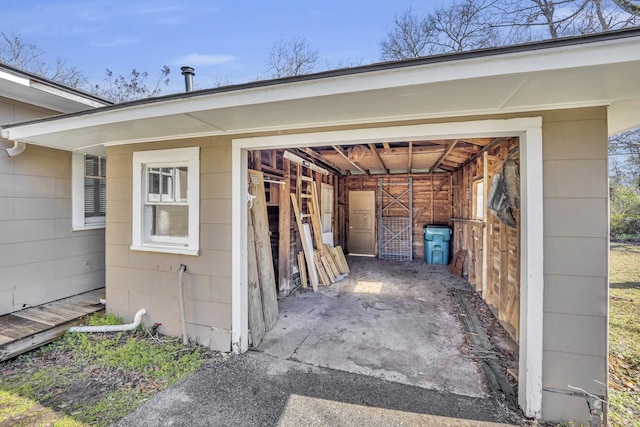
[231,117,544,418]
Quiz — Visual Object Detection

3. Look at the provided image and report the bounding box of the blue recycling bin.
[424,225,452,265]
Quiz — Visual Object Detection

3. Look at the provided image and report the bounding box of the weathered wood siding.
[346,175,451,259]
[451,137,521,340]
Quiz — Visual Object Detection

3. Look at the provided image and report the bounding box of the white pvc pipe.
[69,308,146,333]
[178,264,189,346]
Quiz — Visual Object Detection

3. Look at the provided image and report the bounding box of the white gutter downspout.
[5,140,26,156]
[69,308,147,333]
[1,132,26,157]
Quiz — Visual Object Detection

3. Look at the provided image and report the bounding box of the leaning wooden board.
[248,169,278,330]
[247,214,265,346]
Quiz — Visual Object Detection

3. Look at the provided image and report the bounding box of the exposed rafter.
[332,145,369,175]
[430,139,459,172]
[297,147,346,175]
[368,143,388,174]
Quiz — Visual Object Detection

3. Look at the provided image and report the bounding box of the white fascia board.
[30,81,109,108]
[0,69,30,86]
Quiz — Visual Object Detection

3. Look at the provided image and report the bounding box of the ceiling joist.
[368,143,388,174]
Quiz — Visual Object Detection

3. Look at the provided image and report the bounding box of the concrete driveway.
[115,351,520,427]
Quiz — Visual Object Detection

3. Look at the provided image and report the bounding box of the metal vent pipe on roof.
[181,66,195,92]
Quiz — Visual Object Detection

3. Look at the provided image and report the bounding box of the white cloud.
[170,53,235,66]
[90,37,139,47]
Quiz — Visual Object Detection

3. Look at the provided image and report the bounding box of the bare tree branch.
[380,8,431,60]
[91,66,171,103]
[265,37,319,78]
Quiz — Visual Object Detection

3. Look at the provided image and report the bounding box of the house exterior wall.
[540,107,609,423]
[0,98,105,315]
[105,136,232,351]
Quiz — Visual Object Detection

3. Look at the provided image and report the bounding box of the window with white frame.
[131,147,199,255]
[72,153,106,230]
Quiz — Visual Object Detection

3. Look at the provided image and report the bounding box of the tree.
[92,66,171,103]
[613,0,640,14]
[609,128,640,186]
[0,31,88,88]
[426,0,502,53]
[1,32,172,102]
[380,9,432,60]
[265,37,319,78]
[381,1,502,60]
[497,0,640,40]
[380,0,640,61]
[610,181,640,238]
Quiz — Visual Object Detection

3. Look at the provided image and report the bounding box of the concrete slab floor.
[258,256,488,398]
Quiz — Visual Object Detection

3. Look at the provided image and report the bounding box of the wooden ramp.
[0,288,105,362]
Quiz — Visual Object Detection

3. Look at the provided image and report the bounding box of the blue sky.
[2,0,446,94]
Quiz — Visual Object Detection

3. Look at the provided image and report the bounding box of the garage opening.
[232,118,544,417]
[247,137,520,364]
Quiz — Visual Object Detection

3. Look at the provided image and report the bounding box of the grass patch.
[609,243,640,426]
[0,388,86,427]
[0,312,216,426]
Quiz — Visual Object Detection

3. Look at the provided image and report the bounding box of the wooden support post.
[482,151,489,297]
[430,174,435,223]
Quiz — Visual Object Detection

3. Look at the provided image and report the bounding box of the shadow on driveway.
[115,351,522,427]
